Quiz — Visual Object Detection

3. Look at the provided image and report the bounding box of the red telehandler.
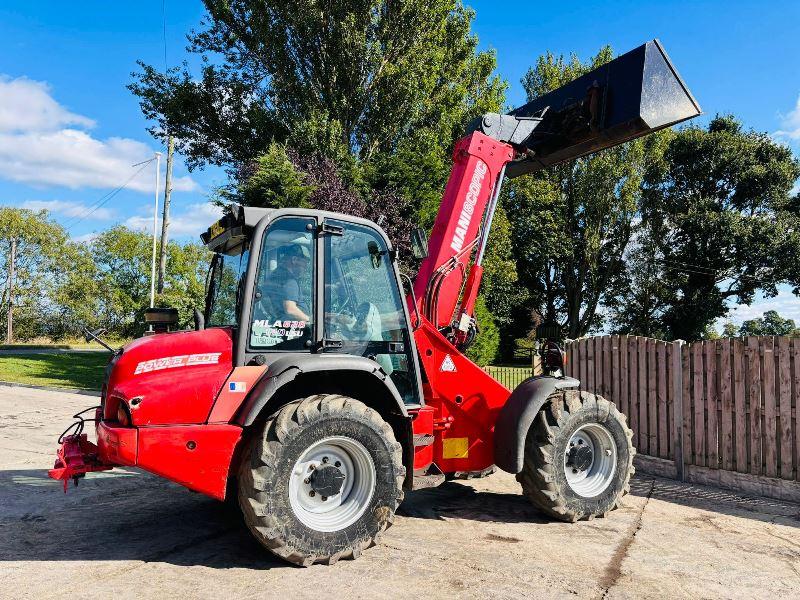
[49,40,699,566]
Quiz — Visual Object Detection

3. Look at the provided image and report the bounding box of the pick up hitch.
[48,407,112,492]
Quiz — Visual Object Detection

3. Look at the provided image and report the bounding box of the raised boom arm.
[411,39,700,344]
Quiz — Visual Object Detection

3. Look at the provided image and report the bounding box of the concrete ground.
[1,384,798,600]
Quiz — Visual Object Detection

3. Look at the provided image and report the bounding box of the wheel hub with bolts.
[563,423,617,498]
[288,436,376,532]
[566,444,593,472]
[309,464,346,498]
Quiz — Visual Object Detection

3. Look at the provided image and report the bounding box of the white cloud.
[0,76,94,133]
[724,288,800,326]
[0,75,197,193]
[775,93,800,142]
[22,199,114,220]
[124,202,223,238]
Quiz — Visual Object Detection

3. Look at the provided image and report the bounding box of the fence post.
[672,339,685,481]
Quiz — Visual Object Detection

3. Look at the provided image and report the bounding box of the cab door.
[321,218,422,406]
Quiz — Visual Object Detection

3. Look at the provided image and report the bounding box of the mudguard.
[235,354,408,427]
[494,375,580,474]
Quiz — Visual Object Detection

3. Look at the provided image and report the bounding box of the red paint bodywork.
[105,327,235,425]
[408,133,516,473]
[67,327,253,500]
[50,132,522,498]
[412,132,513,328]
[411,318,511,472]
[136,425,242,500]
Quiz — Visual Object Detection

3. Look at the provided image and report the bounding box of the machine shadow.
[628,474,800,528]
[0,468,289,569]
[400,475,800,529]
[399,480,550,524]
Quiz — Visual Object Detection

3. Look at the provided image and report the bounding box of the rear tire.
[517,390,635,522]
[238,394,404,566]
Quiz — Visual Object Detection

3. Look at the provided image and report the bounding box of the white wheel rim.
[563,423,617,498]
[288,436,376,532]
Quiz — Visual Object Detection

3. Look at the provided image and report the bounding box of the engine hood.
[105,327,235,425]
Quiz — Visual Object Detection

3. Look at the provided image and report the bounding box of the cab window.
[323,219,420,405]
[250,217,315,350]
[205,243,249,327]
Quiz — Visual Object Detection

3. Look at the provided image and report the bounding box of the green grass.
[484,365,534,389]
[0,352,110,390]
[0,354,533,393]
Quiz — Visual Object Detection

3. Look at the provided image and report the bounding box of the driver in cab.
[266,244,312,323]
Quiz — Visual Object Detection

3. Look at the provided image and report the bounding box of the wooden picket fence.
[564,335,800,499]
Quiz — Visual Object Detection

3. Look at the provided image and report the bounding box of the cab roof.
[201,205,272,254]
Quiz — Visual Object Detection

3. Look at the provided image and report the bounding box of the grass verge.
[0,352,110,390]
[484,365,534,389]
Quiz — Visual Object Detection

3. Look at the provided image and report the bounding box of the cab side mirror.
[367,240,382,268]
[410,227,429,259]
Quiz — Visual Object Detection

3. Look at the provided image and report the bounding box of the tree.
[605,231,671,338]
[504,47,665,340]
[0,208,95,341]
[465,295,499,366]
[738,310,800,337]
[721,321,738,338]
[129,0,505,172]
[132,1,524,360]
[626,115,800,341]
[91,226,209,337]
[237,142,315,209]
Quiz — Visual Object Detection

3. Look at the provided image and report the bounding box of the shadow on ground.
[0,468,287,569]
[2,467,797,569]
[402,474,800,528]
[629,474,800,527]
[400,481,550,524]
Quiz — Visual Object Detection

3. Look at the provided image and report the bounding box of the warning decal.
[440,354,457,372]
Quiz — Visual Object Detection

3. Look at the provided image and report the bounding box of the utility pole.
[6,238,16,344]
[157,136,174,295]
[149,152,162,310]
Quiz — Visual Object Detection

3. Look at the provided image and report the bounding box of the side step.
[413,433,434,447]
[450,466,496,480]
[411,463,445,490]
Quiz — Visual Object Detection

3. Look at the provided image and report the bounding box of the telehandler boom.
[49,40,699,566]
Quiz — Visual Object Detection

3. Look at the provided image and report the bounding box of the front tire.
[517,390,635,522]
[238,394,405,566]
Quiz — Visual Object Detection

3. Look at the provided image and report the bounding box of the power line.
[654,260,777,288]
[647,255,775,286]
[161,0,169,71]
[64,159,156,232]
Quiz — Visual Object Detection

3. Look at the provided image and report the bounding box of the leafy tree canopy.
[129,0,505,172]
[91,226,209,337]
[465,295,499,366]
[504,46,666,341]
[737,310,800,337]
[0,208,96,340]
[624,115,800,341]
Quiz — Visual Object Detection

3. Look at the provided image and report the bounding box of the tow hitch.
[48,407,112,492]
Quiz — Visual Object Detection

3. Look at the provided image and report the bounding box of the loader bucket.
[506,39,700,178]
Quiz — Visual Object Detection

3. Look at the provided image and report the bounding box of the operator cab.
[201,205,422,406]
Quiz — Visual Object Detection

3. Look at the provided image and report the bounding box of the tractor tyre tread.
[238,394,404,566]
[517,390,635,522]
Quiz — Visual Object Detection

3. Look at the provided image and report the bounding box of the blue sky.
[0,0,798,326]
